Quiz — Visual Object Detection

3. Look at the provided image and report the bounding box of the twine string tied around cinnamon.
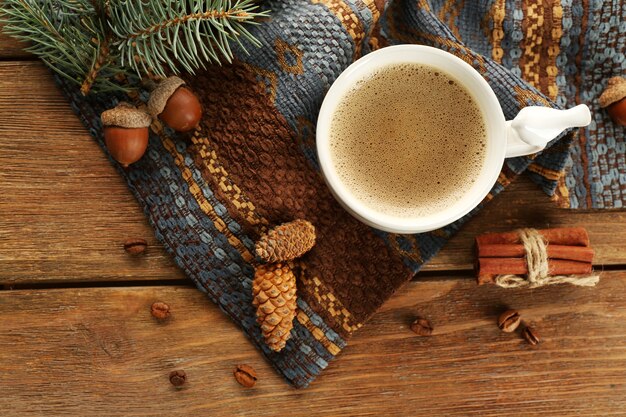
[494,228,600,288]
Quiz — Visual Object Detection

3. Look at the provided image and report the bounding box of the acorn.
[599,76,626,126]
[147,76,202,132]
[101,103,151,167]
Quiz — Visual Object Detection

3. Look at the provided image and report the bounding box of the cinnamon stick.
[475,227,590,247]
[477,258,592,285]
[477,243,595,263]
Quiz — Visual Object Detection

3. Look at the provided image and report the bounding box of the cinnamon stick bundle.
[477,244,594,263]
[477,258,593,285]
[475,227,594,285]
[475,227,590,247]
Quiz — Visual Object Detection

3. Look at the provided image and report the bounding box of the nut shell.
[607,98,626,126]
[104,126,149,167]
[160,86,202,132]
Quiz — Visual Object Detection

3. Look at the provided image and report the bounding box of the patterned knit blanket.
[58,0,625,388]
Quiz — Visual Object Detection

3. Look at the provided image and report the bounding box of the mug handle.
[505,104,592,158]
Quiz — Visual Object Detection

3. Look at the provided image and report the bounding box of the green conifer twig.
[0,0,270,94]
[109,0,268,78]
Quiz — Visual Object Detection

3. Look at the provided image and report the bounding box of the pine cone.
[255,219,316,263]
[252,263,297,352]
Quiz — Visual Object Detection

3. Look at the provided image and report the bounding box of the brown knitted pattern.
[186,62,411,332]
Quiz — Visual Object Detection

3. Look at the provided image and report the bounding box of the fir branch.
[108,0,270,77]
[80,36,111,95]
[0,0,270,94]
[1,0,128,94]
[125,9,247,39]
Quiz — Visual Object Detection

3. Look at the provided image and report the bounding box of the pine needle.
[0,0,270,94]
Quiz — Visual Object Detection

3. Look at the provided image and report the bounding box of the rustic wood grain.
[1,274,625,416]
[1,61,625,284]
[0,28,31,59]
[0,62,185,283]
[431,188,626,271]
[0,38,625,417]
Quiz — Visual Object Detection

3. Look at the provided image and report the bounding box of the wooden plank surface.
[0,28,31,59]
[431,183,626,270]
[0,26,625,417]
[0,62,185,283]
[1,61,625,284]
[1,274,625,416]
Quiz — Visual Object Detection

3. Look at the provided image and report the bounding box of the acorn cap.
[599,76,626,108]
[101,102,151,128]
[147,76,186,118]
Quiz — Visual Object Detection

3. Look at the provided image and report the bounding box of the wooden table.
[1,36,625,417]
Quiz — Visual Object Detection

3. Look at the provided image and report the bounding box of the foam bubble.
[329,62,488,218]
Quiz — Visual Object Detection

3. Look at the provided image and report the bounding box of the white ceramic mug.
[316,45,591,234]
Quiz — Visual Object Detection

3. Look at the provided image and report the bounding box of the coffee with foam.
[329,63,487,219]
